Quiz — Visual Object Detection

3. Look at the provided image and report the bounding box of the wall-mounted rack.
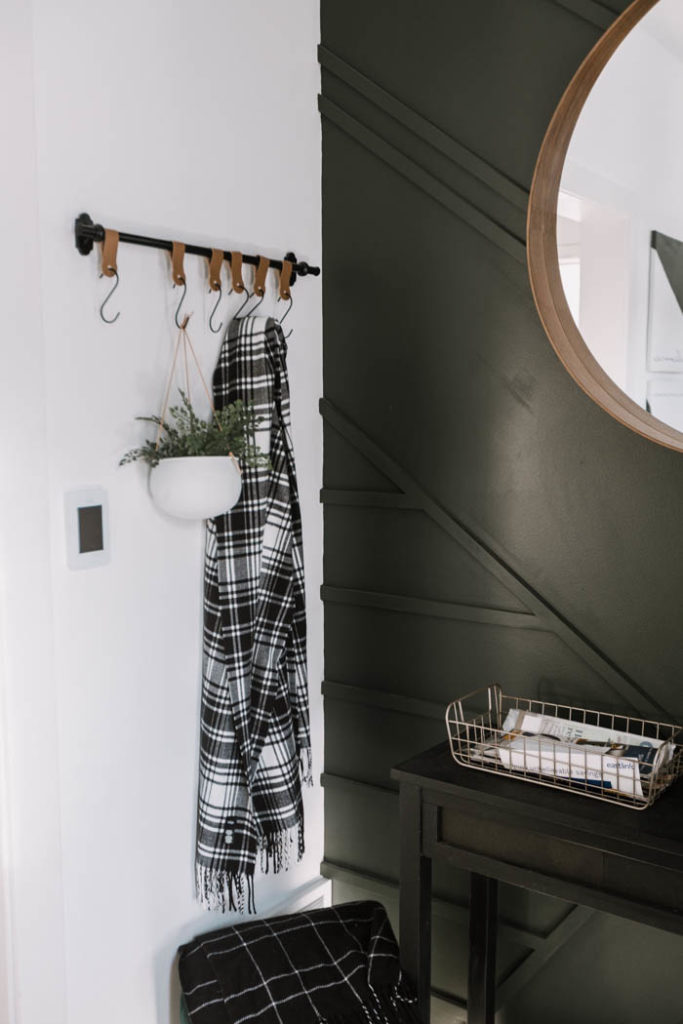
[74,212,320,286]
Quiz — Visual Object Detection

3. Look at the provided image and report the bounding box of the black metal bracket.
[74,212,320,286]
[75,212,97,256]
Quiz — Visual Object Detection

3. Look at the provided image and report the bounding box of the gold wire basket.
[445,685,683,810]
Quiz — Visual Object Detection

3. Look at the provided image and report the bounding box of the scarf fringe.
[259,819,305,875]
[301,746,313,787]
[195,863,256,915]
[196,821,304,915]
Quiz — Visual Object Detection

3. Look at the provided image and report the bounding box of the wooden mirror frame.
[527,0,683,452]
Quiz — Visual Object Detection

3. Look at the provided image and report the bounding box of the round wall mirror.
[528,0,683,451]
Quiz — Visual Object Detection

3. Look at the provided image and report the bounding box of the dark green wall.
[320,0,683,1019]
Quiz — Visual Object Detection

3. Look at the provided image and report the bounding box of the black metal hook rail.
[74,212,320,286]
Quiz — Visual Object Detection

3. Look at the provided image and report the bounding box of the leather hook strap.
[278,259,293,301]
[171,241,186,286]
[208,248,223,292]
[253,256,270,298]
[230,252,245,294]
[101,229,119,278]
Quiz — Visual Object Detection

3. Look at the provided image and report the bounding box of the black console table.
[391,742,683,1024]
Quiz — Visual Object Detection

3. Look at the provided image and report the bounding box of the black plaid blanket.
[178,901,420,1024]
[195,315,311,914]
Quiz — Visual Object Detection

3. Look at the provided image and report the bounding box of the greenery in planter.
[120,391,269,469]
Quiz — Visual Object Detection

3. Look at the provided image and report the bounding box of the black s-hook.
[99,269,121,323]
[99,228,121,323]
[173,279,188,328]
[277,256,294,339]
[209,289,223,333]
[278,293,293,340]
[208,248,225,334]
[171,241,188,328]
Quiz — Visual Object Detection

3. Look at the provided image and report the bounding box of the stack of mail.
[479,708,673,799]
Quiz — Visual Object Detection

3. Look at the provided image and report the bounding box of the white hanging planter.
[148,455,242,520]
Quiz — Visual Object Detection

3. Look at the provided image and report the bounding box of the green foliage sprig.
[120,391,269,469]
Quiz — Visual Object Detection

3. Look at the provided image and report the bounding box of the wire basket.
[445,685,683,810]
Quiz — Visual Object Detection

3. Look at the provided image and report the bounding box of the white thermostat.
[65,487,110,570]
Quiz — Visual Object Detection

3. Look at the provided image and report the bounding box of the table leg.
[399,783,432,1024]
[468,873,497,1024]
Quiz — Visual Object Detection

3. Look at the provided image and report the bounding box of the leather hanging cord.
[156,323,217,445]
[208,249,223,292]
[101,229,119,278]
[171,242,186,286]
[155,323,242,474]
[155,328,184,449]
[253,256,270,298]
[278,259,293,301]
[230,252,245,293]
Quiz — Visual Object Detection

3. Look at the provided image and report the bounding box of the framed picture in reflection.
[647,230,683,372]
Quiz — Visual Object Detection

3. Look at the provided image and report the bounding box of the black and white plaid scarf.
[195,315,311,914]
[179,901,420,1024]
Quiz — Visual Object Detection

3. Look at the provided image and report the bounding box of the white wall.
[0,3,323,1023]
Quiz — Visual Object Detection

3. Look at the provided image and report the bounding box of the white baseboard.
[261,875,332,918]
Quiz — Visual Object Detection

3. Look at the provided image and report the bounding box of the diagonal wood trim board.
[321,586,541,631]
[318,45,529,211]
[550,0,617,30]
[318,96,527,265]
[321,398,671,719]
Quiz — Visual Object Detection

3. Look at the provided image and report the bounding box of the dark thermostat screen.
[78,504,104,554]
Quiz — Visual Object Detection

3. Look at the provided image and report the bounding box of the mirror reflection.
[557,0,683,431]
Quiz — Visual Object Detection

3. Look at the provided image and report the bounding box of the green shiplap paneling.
[321,0,602,186]
[321,62,683,718]
[507,913,683,1024]
[324,603,636,711]
[323,423,401,493]
[324,505,529,611]
[320,0,683,1019]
